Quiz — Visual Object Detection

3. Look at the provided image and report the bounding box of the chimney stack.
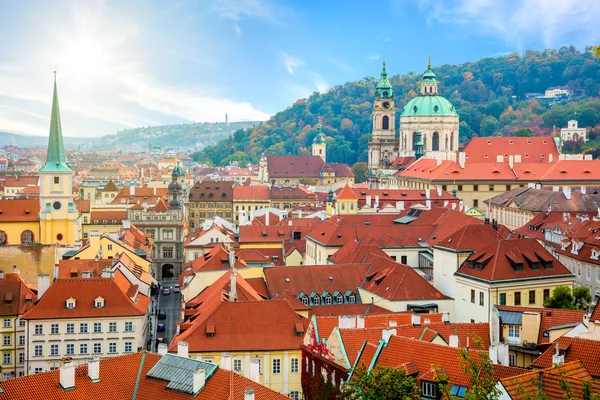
[411,313,421,327]
[265,212,270,226]
[157,343,168,356]
[437,186,442,197]
[37,274,50,298]
[382,328,396,344]
[581,186,587,195]
[249,358,260,382]
[245,387,255,400]
[193,368,206,394]
[54,264,59,280]
[374,195,380,209]
[130,185,135,196]
[0,270,4,280]
[88,357,100,381]
[563,186,572,200]
[229,248,236,269]
[59,359,76,390]
[12,265,19,275]
[177,341,189,358]
[449,334,459,348]
[442,312,450,324]
[366,195,372,208]
[552,343,564,365]
[229,270,237,302]
[220,353,232,370]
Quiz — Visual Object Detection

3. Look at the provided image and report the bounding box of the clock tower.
[368,61,398,183]
[39,72,78,246]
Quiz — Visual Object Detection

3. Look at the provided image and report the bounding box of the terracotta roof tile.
[0,199,39,222]
[531,337,600,378]
[233,185,270,200]
[0,273,37,316]
[463,137,559,163]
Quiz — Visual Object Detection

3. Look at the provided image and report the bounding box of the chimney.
[122,219,131,230]
[59,359,76,390]
[553,186,559,192]
[88,357,100,381]
[549,153,554,163]
[193,368,206,394]
[37,274,50,298]
[12,265,19,275]
[157,343,168,356]
[245,387,255,400]
[425,188,430,199]
[442,312,450,324]
[249,358,260,382]
[563,186,572,200]
[411,313,421,327]
[229,248,236,269]
[374,195,380,208]
[382,328,396,344]
[153,187,156,196]
[229,270,237,302]
[220,353,232,370]
[129,186,135,196]
[437,186,442,197]
[449,334,459,348]
[552,343,564,365]
[265,212,269,226]
[535,184,541,190]
[177,341,189,358]
[366,195,372,208]
[581,186,587,195]
[53,264,59,280]
[101,267,114,279]
[458,152,466,169]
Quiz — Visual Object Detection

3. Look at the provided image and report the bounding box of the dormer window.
[301,296,309,306]
[324,295,332,305]
[312,295,321,306]
[348,294,356,304]
[336,294,344,304]
[66,297,76,309]
[94,297,105,308]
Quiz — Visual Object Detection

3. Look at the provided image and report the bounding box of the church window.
[382,116,389,130]
[52,201,61,210]
[54,177,59,184]
[56,234,63,241]
[21,231,34,244]
[0,231,6,245]
[434,105,439,112]
[413,105,418,113]
[432,132,440,151]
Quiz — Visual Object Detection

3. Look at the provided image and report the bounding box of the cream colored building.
[560,119,587,143]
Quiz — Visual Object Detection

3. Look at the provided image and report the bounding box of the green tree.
[434,335,501,400]
[480,116,500,137]
[515,128,534,137]
[352,162,368,183]
[342,364,421,400]
[543,285,591,310]
[594,46,600,59]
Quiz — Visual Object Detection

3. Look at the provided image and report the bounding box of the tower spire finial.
[428,53,431,68]
[40,71,71,173]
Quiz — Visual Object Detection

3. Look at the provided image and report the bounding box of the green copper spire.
[414,126,425,160]
[376,60,394,99]
[313,119,325,144]
[40,72,71,173]
[422,55,438,83]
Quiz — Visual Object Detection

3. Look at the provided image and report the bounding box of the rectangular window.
[80,343,88,354]
[401,255,407,264]
[514,292,521,306]
[233,358,242,373]
[473,185,478,191]
[50,344,59,356]
[422,381,437,398]
[18,353,24,364]
[18,336,24,346]
[3,354,10,365]
[109,342,117,354]
[2,319,10,328]
[479,292,484,306]
[93,343,102,354]
[94,322,102,333]
[66,344,74,355]
[34,325,43,335]
[499,293,506,306]
[506,185,511,191]
[51,324,59,334]
[124,342,132,353]
[508,325,520,344]
[3,336,10,346]
[54,177,60,184]
[291,358,299,373]
[34,345,43,356]
[543,289,550,302]
[34,367,43,374]
[80,323,88,333]
[529,290,536,305]
[109,322,117,332]
[18,319,24,327]
[66,324,74,334]
[457,185,463,191]
[473,199,479,207]
[489,185,495,191]
[289,392,299,400]
[509,354,516,366]
[125,322,133,332]
[470,289,475,303]
[272,358,281,374]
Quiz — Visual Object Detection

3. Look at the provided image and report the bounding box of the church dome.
[401,95,458,117]
[313,132,325,144]
[168,180,182,192]
[172,162,185,178]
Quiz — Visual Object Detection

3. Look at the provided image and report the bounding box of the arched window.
[382,116,389,130]
[412,132,418,151]
[432,132,440,151]
[301,296,309,306]
[348,294,356,304]
[336,294,344,304]
[0,231,6,245]
[21,230,34,244]
[325,295,332,305]
[313,295,321,306]
[450,132,454,151]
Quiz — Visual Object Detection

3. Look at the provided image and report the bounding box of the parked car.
[162,287,171,295]
[157,324,166,332]
[173,285,180,293]
[158,311,166,320]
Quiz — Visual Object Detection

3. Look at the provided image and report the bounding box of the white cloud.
[281,52,303,75]
[417,0,600,48]
[367,53,380,61]
[313,74,329,93]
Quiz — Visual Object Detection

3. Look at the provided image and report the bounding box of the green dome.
[172,161,185,178]
[313,132,325,144]
[401,95,458,117]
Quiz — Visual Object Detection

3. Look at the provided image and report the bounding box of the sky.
[1,0,600,138]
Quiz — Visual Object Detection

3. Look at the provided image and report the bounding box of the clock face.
[382,101,391,109]
[52,201,61,210]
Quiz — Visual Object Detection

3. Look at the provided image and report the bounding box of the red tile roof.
[531,337,600,378]
[90,210,127,224]
[498,306,586,344]
[269,186,317,200]
[57,259,114,279]
[434,223,508,252]
[336,184,358,200]
[0,352,289,400]
[171,300,309,352]
[456,238,574,282]
[190,245,248,272]
[0,273,37,316]
[328,240,390,264]
[74,199,91,213]
[233,185,270,201]
[266,155,323,178]
[22,278,149,320]
[308,303,389,317]
[463,137,559,163]
[0,199,39,222]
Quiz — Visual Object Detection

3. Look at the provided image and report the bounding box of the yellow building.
[232,185,271,227]
[332,184,358,215]
[453,239,575,324]
[0,272,37,380]
[67,233,151,272]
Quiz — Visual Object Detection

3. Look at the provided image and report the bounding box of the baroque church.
[368,59,459,188]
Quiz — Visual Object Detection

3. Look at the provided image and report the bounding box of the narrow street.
[155,278,182,350]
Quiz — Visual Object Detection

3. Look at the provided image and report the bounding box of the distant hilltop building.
[544,86,572,99]
[561,119,587,143]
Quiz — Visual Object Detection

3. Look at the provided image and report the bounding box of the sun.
[58,36,110,81]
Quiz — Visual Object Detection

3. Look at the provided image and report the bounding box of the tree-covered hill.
[194,46,600,167]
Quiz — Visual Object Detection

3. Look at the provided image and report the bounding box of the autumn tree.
[352,162,368,183]
[341,364,421,400]
[544,285,591,310]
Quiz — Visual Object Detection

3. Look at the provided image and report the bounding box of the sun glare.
[59,36,109,81]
